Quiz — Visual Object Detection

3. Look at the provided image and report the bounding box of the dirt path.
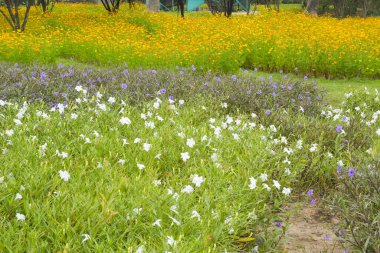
[280,202,346,253]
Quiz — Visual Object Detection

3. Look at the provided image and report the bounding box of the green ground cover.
[0,64,379,251]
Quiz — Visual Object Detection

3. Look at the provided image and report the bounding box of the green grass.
[249,70,380,106]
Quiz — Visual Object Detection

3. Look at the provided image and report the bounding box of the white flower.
[134,138,141,143]
[337,160,344,166]
[186,138,195,148]
[119,117,131,125]
[209,118,216,123]
[169,216,181,226]
[269,125,277,132]
[118,159,126,165]
[75,85,83,92]
[211,153,218,162]
[179,99,184,105]
[167,236,176,247]
[155,153,161,159]
[13,119,22,125]
[145,121,155,129]
[137,164,145,170]
[309,144,318,152]
[71,113,78,119]
[281,136,288,144]
[81,234,91,243]
[136,245,144,253]
[108,97,116,104]
[16,213,25,221]
[15,193,22,200]
[191,174,204,187]
[182,185,194,194]
[232,133,240,140]
[284,147,293,155]
[282,187,291,196]
[262,183,271,191]
[177,132,185,138]
[181,152,190,162]
[376,129,380,136]
[60,152,68,159]
[259,173,268,182]
[273,180,281,189]
[5,129,14,136]
[249,177,257,190]
[191,210,201,221]
[296,140,303,149]
[282,157,291,165]
[143,143,151,152]
[133,208,142,215]
[59,170,70,181]
[152,219,162,227]
[153,179,162,186]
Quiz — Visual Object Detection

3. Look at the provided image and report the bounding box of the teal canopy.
[187,0,205,11]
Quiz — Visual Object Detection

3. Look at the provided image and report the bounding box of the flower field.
[0,4,379,78]
[0,64,379,251]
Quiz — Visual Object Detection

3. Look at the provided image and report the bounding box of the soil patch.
[280,202,346,253]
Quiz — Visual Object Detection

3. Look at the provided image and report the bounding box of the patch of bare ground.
[278,202,347,253]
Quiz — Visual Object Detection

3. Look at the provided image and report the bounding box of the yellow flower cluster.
[0,4,379,78]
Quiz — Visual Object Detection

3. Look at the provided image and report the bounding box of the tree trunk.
[305,0,320,15]
[178,0,185,17]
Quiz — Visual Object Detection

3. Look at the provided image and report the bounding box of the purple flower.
[336,125,343,132]
[146,93,151,98]
[265,110,271,115]
[246,90,251,95]
[160,88,166,94]
[53,92,59,97]
[348,168,355,177]
[338,229,346,236]
[179,70,184,75]
[337,166,342,174]
[231,75,237,80]
[192,66,196,72]
[169,95,174,100]
[41,72,47,79]
[121,83,127,89]
[342,116,347,121]
[307,189,314,196]
[276,221,282,228]
[279,70,283,74]
[323,234,332,241]
[61,93,67,98]
[310,198,317,206]
[257,90,262,95]
[203,82,209,86]
[304,76,308,80]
